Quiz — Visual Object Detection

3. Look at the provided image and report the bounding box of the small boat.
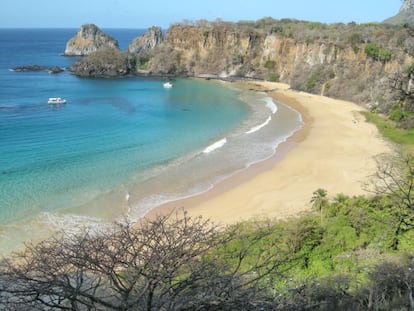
[48,97,67,104]
[163,82,173,89]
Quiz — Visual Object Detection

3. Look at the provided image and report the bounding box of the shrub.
[364,42,392,63]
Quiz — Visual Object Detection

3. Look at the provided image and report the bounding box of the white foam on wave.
[203,138,227,154]
[265,97,278,114]
[245,116,272,134]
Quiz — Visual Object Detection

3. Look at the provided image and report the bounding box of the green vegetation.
[263,60,280,82]
[364,42,392,62]
[305,69,322,92]
[7,14,414,310]
[348,33,362,54]
[363,111,414,145]
[2,150,414,310]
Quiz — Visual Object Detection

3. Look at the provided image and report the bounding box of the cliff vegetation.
[70,19,414,129]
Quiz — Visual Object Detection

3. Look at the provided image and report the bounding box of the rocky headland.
[65,1,414,118]
[64,24,119,56]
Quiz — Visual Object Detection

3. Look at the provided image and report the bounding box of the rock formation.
[70,48,135,78]
[400,0,414,12]
[64,24,119,56]
[384,0,414,24]
[128,26,163,54]
[11,65,64,74]
[70,19,414,110]
[127,21,413,106]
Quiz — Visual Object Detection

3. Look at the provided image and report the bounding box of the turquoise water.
[0,29,303,255]
[0,77,249,224]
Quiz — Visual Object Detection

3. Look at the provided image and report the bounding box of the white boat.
[163,82,173,89]
[48,97,67,104]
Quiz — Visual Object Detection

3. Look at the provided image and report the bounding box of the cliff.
[69,19,414,112]
[136,20,413,107]
[64,24,119,56]
[128,26,163,54]
[384,0,414,25]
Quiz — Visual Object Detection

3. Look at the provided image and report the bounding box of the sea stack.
[128,26,164,54]
[64,24,119,56]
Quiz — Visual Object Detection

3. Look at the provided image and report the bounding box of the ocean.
[0,28,303,255]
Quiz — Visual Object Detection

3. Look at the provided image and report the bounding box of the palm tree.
[310,188,328,225]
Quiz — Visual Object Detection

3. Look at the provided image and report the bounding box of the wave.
[264,97,278,114]
[203,138,227,154]
[245,116,272,134]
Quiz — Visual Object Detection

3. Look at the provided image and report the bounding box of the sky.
[0,0,403,29]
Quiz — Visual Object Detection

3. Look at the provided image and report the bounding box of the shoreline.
[146,81,393,224]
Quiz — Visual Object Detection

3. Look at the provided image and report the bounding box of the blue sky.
[0,0,402,28]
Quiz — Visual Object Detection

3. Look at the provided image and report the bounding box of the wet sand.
[146,81,393,224]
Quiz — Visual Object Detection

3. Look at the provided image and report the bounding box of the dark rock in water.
[64,24,119,56]
[70,47,136,78]
[12,65,47,72]
[128,26,163,54]
[11,65,65,73]
[48,66,64,74]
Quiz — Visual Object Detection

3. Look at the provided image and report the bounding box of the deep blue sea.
[0,28,303,255]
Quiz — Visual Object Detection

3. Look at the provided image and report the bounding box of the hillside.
[71,19,414,120]
[384,0,414,25]
[140,20,413,109]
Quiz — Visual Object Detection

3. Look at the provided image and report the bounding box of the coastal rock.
[128,26,164,54]
[64,24,119,56]
[400,0,414,12]
[11,65,47,71]
[70,47,136,78]
[11,65,65,73]
[384,0,414,24]
[138,20,413,107]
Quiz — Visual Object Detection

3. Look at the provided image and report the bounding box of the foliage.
[364,42,393,62]
[363,111,414,145]
[265,72,280,82]
[0,211,288,310]
[305,69,322,92]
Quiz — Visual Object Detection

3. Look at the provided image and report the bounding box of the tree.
[0,210,288,310]
[365,153,414,249]
[311,188,329,225]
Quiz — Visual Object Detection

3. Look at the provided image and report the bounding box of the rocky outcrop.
[70,48,135,77]
[128,27,163,54]
[128,21,412,107]
[11,65,65,74]
[384,0,414,24]
[64,24,119,56]
[401,0,414,12]
[70,19,413,110]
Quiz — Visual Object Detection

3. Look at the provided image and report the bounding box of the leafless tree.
[0,210,287,310]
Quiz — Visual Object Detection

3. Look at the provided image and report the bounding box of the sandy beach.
[149,81,393,224]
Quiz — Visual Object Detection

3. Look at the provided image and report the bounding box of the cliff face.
[400,0,414,12]
[128,26,163,54]
[139,22,413,105]
[64,24,119,56]
[68,20,414,108]
[384,0,414,25]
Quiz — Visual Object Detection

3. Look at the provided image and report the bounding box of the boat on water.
[163,82,173,89]
[48,97,66,104]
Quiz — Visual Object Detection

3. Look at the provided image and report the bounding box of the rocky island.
[64,24,119,56]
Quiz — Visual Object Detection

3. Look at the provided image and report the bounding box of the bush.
[364,42,392,63]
